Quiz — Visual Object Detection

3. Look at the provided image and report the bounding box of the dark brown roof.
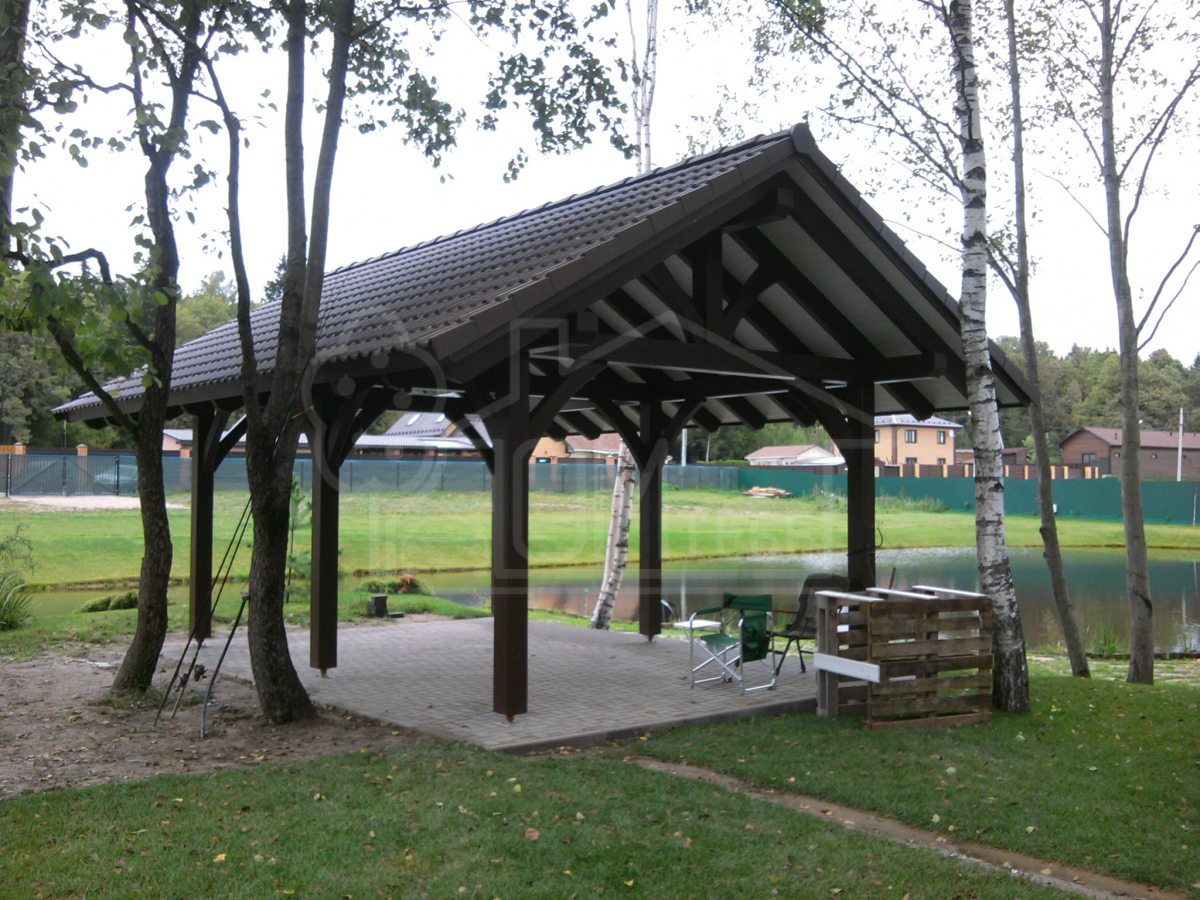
[1064,426,1200,451]
[58,124,1033,433]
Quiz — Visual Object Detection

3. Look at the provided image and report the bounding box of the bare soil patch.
[2,495,186,512]
[0,645,425,799]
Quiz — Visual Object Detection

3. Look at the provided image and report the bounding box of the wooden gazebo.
[58,125,1032,719]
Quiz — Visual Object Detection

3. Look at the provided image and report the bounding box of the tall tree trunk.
[1003,0,1088,677]
[949,0,1028,712]
[0,0,29,253]
[1097,0,1153,684]
[594,0,659,630]
[591,445,636,628]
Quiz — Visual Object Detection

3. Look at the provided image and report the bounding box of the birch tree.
[592,0,657,631]
[1032,0,1200,684]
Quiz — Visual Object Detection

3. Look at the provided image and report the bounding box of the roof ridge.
[325,128,794,278]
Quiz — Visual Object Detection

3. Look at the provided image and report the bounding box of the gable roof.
[746,444,837,461]
[57,125,1033,435]
[874,414,962,429]
[1063,426,1200,451]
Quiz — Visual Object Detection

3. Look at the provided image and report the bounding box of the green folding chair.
[688,593,777,694]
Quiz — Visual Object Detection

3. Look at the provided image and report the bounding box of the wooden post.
[844,383,876,590]
[491,430,531,718]
[189,411,215,641]
[310,444,340,673]
[638,404,666,639]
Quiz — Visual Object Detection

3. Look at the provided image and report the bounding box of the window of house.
[937,457,946,465]
[874,430,880,444]
[1151,453,1158,459]
[905,456,917,465]
[937,430,947,445]
[1082,452,1096,463]
[904,429,917,443]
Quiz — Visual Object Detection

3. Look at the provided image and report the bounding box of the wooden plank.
[870,635,990,659]
[911,584,988,600]
[883,654,994,677]
[870,691,992,718]
[872,671,992,696]
[813,652,881,682]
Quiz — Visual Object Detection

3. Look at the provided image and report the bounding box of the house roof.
[873,414,962,429]
[745,443,828,460]
[1063,426,1200,451]
[565,433,623,456]
[57,124,1033,436]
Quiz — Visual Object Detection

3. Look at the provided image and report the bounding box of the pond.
[419,547,1200,655]
[29,547,1199,654]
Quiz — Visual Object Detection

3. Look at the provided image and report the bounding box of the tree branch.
[1136,224,1200,340]
[45,317,139,436]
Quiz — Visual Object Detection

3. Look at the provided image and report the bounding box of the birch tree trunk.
[592,0,658,630]
[1097,0,1153,684]
[1003,0,1088,678]
[591,445,636,628]
[949,0,1028,712]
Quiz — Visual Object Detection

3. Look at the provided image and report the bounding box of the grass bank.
[626,660,1200,895]
[7,489,1200,589]
[1,739,1064,898]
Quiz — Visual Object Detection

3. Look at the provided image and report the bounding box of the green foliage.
[359,573,430,596]
[0,570,32,630]
[0,522,34,572]
[77,589,137,613]
[175,272,238,344]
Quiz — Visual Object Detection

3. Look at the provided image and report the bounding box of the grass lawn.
[9,488,1200,589]
[625,661,1200,895]
[1,742,1066,898]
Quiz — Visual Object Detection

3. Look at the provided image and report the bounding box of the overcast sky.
[15,2,1198,366]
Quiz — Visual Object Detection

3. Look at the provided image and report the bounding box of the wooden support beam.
[720,395,768,430]
[188,410,224,641]
[842,382,877,590]
[691,232,724,330]
[310,442,340,672]
[638,403,666,639]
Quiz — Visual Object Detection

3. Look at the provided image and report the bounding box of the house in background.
[1060,426,1200,479]
[873,414,961,467]
[745,444,845,468]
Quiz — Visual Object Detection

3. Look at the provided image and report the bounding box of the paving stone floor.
[166,618,817,752]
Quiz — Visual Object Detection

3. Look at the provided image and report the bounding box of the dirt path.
[0,647,426,799]
[631,758,1182,900]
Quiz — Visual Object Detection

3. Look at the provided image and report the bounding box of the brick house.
[873,414,961,467]
[1060,426,1200,479]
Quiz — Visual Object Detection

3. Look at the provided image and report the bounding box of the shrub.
[78,589,138,613]
[359,573,430,596]
[0,572,33,631]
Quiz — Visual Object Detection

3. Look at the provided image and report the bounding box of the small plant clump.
[78,589,139,613]
[0,572,33,631]
[359,573,430,596]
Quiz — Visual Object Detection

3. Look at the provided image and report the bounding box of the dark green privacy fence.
[2,453,1194,525]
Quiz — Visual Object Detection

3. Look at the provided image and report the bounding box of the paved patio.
[165,618,817,753]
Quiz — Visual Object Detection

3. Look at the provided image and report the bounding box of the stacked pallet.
[814,587,992,729]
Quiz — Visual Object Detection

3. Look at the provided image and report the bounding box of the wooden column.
[491,430,531,718]
[638,404,666,638]
[188,411,216,641]
[310,442,340,673]
[844,383,877,590]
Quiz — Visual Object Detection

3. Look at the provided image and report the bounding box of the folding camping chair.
[770,573,848,675]
[688,593,777,693]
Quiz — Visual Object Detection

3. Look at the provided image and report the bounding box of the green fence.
[735,466,1199,526]
[3,452,1194,525]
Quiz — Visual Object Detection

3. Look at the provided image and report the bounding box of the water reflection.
[424,548,1200,654]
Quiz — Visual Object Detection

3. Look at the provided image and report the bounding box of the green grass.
[0,743,1067,898]
[624,663,1200,895]
[0,584,483,660]
[9,488,1200,589]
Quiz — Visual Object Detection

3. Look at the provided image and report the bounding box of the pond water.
[420,547,1200,654]
[30,548,1200,654]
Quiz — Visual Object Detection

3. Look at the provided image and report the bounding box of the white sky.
[14,2,1198,365]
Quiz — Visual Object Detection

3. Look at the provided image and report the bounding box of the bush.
[78,589,138,613]
[359,573,430,596]
[0,572,33,631]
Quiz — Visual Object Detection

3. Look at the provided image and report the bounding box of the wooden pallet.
[814,588,992,729]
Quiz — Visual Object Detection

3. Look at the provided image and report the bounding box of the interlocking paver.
[165,619,817,752]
